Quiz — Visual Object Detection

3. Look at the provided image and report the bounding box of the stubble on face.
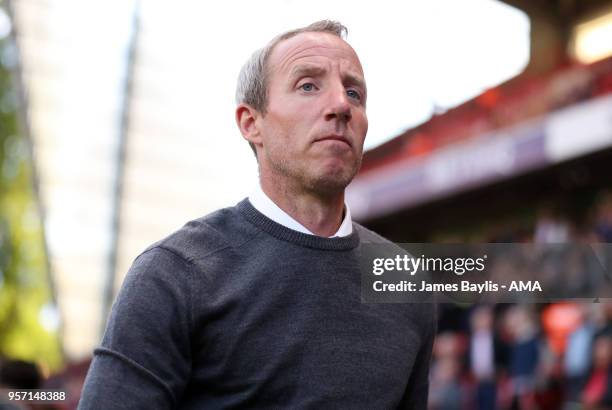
[266,129,361,196]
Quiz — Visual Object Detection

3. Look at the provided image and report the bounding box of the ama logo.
[509,281,542,291]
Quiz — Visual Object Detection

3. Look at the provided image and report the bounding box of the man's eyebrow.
[344,73,366,93]
[290,64,327,78]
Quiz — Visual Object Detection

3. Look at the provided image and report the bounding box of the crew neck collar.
[236,199,359,251]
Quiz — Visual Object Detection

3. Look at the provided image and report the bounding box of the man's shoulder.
[144,201,257,263]
[354,223,415,258]
[353,222,394,244]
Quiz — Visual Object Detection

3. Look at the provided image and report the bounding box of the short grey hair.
[236,20,348,156]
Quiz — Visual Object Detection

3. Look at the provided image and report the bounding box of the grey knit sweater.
[78,199,436,409]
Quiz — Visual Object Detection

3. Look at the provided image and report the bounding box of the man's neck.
[259,178,345,238]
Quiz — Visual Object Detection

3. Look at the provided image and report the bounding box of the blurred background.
[0,0,611,408]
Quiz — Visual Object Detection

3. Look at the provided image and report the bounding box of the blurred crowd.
[431,191,612,409]
[431,303,612,410]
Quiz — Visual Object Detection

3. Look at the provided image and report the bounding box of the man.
[78,20,436,409]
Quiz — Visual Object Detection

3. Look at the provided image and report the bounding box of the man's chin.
[307,168,358,197]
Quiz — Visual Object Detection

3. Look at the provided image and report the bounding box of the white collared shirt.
[248,185,353,238]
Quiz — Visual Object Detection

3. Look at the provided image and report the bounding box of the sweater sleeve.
[397,304,437,410]
[78,247,193,410]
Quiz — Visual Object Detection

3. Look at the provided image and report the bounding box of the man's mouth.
[314,135,352,148]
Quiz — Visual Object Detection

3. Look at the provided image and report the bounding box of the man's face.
[256,31,368,196]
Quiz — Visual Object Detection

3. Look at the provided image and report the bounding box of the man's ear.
[235,104,263,148]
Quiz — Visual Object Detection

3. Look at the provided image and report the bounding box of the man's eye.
[300,83,315,92]
[347,89,361,101]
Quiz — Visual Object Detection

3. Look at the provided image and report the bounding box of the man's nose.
[324,85,352,123]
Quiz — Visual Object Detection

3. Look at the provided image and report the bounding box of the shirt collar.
[248,184,353,238]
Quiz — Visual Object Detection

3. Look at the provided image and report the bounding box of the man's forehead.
[268,32,364,77]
